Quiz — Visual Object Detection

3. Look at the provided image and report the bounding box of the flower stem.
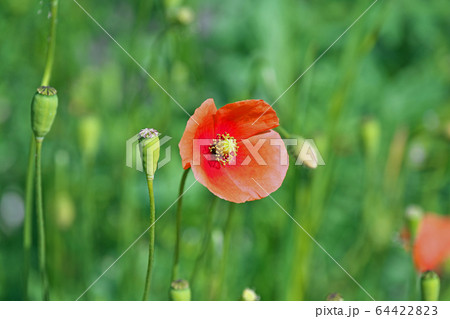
[142,177,156,301]
[171,168,190,281]
[23,137,35,299]
[41,0,59,87]
[35,138,49,300]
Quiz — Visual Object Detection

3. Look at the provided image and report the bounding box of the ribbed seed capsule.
[170,279,191,301]
[139,128,160,179]
[31,86,58,139]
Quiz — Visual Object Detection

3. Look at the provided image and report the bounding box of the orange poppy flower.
[179,99,289,203]
[413,214,450,272]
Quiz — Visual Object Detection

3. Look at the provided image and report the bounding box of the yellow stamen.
[209,133,239,165]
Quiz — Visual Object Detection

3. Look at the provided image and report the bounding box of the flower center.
[209,133,239,165]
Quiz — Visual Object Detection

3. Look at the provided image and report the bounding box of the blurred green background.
[0,0,449,301]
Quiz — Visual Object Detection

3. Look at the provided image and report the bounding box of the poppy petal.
[214,100,279,140]
[179,99,217,169]
[413,214,450,272]
[191,130,288,203]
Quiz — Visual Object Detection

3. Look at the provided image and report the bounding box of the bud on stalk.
[141,128,160,300]
[31,86,58,140]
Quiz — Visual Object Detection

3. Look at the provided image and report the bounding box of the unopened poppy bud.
[241,288,259,301]
[421,271,440,301]
[139,128,160,179]
[289,136,318,169]
[170,279,191,301]
[405,205,423,242]
[31,86,58,139]
[326,293,344,301]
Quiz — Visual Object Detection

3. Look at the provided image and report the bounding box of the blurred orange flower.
[413,214,450,272]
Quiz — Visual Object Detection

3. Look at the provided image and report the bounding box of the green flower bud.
[31,86,58,139]
[241,288,259,301]
[139,128,160,179]
[405,205,423,242]
[326,293,344,301]
[421,271,440,301]
[170,279,191,301]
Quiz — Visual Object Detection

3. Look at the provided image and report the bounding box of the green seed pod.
[326,293,344,301]
[139,128,160,179]
[31,86,58,139]
[170,279,191,301]
[241,288,260,301]
[421,271,440,301]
